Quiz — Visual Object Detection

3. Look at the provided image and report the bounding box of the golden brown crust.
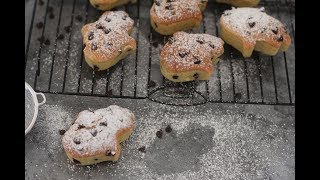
[89,0,137,11]
[81,11,136,71]
[216,0,260,7]
[160,31,224,82]
[150,0,207,35]
[219,7,291,57]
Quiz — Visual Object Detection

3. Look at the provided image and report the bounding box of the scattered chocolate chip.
[88,32,94,40]
[57,34,64,40]
[73,159,81,164]
[75,15,83,22]
[171,11,176,15]
[96,24,103,29]
[106,150,115,156]
[196,39,204,44]
[194,59,201,64]
[193,73,199,79]
[78,124,85,129]
[248,22,256,28]
[64,26,71,33]
[103,28,111,34]
[179,52,188,58]
[155,0,161,6]
[148,80,156,88]
[48,6,53,12]
[277,35,283,42]
[209,43,215,49]
[90,129,98,137]
[248,16,253,20]
[38,0,44,6]
[100,121,108,126]
[165,4,174,10]
[122,15,128,20]
[93,65,99,71]
[260,28,266,34]
[223,12,231,16]
[246,31,251,35]
[235,93,242,100]
[59,129,66,135]
[138,146,146,153]
[37,36,45,43]
[272,27,278,34]
[107,89,113,96]
[172,75,179,79]
[168,37,175,44]
[73,137,81,144]
[44,39,50,45]
[156,129,163,138]
[105,17,111,22]
[165,125,172,133]
[167,0,176,2]
[91,43,98,50]
[49,13,55,19]
[36,22,44,29]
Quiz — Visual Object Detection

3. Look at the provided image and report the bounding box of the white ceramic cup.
[25,82,46,135]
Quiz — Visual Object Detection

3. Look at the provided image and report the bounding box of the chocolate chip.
[73,137,81,144]
[88,32,94,40]
[196,39,204,44]
[235,93,242,100]
[248,22,256,28]
[209,43,215,49]
[193,73,199,79]
[90,129,98,137]
[91,43,98,50]
[73,159,81,164]
[156,129,163,138]
[122,15,128,20]
[248,16,253,20]
[100,121,108,126]
[96,24,103,29]
[59,129,66,135]
[172,75,179,79]
[93,65,99,71]
[272,27,278,34]
[167,0,176,2]
[49,13,54,19]
[48,6,53,12]
[44,39,50,45]
[105,17,111,22]
[78,124,85,129]
[179,52,188,58]
[148,80,156,88]
[106,150,115,156]
[75,15,83,22]
[37,36,45,43]
[194,59,201,64]
[223,12,231,16]
[168,37,175,44]
[36,22,44,29]
[64,26,71,33]
[57,34,64,40]
[165,4,174,10]
[260,28,266,34]
[171,11,176,15]
[138,146,146,153]
[165,125,172,133]
[38,0,44,6]
[155,0,161,6]
[277,35,283,42]
[103,28,111,34]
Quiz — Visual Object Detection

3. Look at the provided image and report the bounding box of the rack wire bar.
[25,0,295,106]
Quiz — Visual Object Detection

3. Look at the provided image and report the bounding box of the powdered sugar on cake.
[221,7,286,43]
[62,105,134,157]
[161,31,224,71]
[82,11,135,60]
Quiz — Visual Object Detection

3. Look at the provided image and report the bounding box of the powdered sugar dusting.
[221,7,286,43]
[62,105,134,157]
[161,31,224,71]
[82,11,135,60]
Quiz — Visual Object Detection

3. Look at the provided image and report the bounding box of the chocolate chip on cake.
[91,43,98,50]
[248,22,256,28]
[36,22,44,29]
[57,34,64,40]
[76,15,83,22]
[168,37,175,44]
[272,27,278,34]
[196,38,204,44]
[194,59,201,64]
[73,137,81,144]
[165,4,174,10]
[78,124,85,129]
[156,129,163,138]
[122,15,128,20]
[209,43,215,49]
[179,52,188,58]
[59,129,66,135]
[88,32,94,40]
[105,17,111,22]
[103,28,111,34]
[138,146,146,153]
[167,0,176,2]
[193,73,199,79]
[106,150,116,156]
[165,125,172,133]
[90,129,98,137]
[277,35,283,42]
[172,75,179,79]
[155,0,161,6]
[100,121,108,126]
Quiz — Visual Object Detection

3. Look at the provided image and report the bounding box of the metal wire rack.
[25,0,295,106]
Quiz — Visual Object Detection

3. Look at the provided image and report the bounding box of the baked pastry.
[150,0,208,35]
[216,0,260,7]
[219,7,291,57]
[81,11,136,71]
[62,105,135,165]
[89,0,137,11]
[160,31,224,82]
